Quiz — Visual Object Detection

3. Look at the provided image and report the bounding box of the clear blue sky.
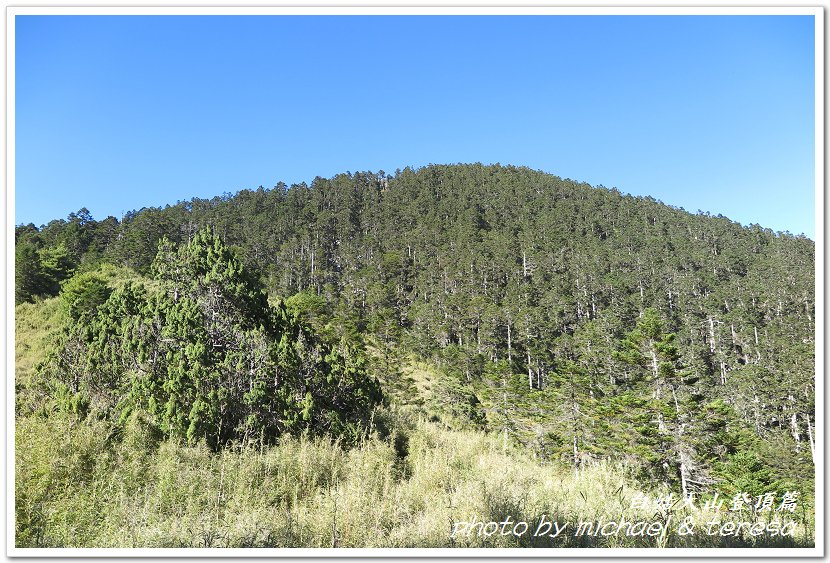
[15,15,816,238]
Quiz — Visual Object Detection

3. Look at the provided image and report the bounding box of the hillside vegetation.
[15,163,815,548]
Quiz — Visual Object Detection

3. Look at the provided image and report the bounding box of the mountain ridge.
[15,162,815,495]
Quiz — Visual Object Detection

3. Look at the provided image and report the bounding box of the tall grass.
[14,300,814,549]
[14,298,64,417]
[15,405,813,548]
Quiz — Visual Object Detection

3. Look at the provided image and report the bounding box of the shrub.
[42,228,382,449]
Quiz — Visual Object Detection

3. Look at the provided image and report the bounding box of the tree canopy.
[41,227,382,448]
[19,163,814,494]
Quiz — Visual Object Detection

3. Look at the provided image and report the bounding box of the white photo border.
[4,3,824,559]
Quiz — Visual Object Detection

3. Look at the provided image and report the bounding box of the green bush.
[42,228,382,449]
[60,271,112,320]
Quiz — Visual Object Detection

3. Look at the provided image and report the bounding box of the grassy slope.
[14,301,815,549]
[14,298,64,417]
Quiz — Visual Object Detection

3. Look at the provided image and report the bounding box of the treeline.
[16,163,815,495]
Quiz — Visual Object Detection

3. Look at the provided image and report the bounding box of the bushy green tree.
[614,309,704,496]
[59,271,113,320]
[15,238,74,304]
[715,450,777,498]
[15,241,45,304]
[43,228,381,449]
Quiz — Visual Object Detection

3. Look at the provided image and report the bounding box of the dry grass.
[14,300,814,550]
[15,406,813,549]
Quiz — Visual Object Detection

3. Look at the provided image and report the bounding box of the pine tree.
[614,309,705,496]
[43,228,382,448]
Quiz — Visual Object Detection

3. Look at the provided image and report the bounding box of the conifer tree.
[43,228,382,448]
[614,309,705,496]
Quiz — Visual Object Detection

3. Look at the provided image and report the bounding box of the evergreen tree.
[43,228,382,448]
[614,309,706,496]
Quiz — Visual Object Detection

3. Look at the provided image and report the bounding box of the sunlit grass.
[14,300,814,549]
[15,405,813,549]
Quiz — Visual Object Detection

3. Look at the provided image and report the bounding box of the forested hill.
[16,163,815,494]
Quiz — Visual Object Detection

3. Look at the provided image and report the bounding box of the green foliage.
[17,164,815,543]
[429,371,486,430]
[15,241,46,304]
[42,228,382,449]
[15,240,74,303]
[613,309,706,491]
[285,290,330,333]
[715,450,778,498]
[39,242,74,286]
[14,407,813,548]
[60,271,113,320]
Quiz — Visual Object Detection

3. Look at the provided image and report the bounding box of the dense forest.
[15,163,815,548]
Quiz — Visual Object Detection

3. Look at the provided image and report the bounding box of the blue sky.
[15,14,816,238]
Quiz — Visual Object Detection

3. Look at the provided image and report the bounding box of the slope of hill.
[14,163,816,547]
